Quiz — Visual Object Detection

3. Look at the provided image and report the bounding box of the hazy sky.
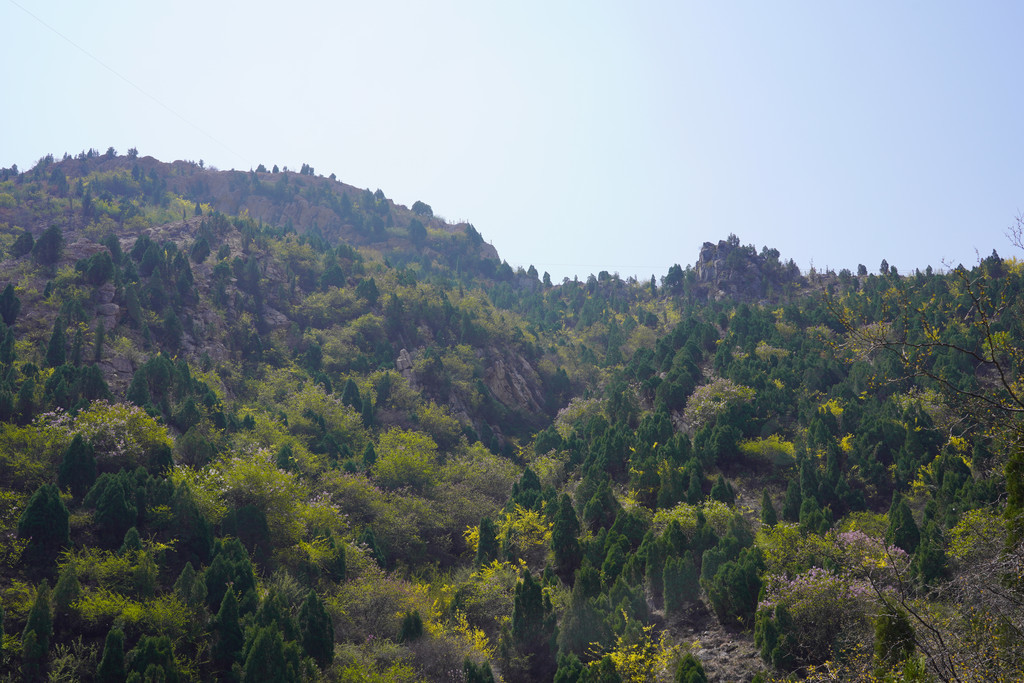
[3,1,1022,282]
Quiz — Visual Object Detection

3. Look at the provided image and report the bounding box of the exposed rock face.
[483,350,544,414]
[396,348,416,389]
[694,237,805,301]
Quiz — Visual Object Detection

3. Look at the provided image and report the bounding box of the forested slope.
[0,149,1020,682]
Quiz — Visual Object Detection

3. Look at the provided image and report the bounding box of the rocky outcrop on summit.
[695,236,804,301]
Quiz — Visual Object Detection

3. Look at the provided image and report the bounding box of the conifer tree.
[58,433,97,500]
[476,517,500,566]
[96,627,126,683]
[52,561,81,625]
[21,581,52,680]
[243,626,300,683]
[0,283,21,326]
[127,635,179,682]
[760,490,778,526]
[551,494,581,581]
[675,652,708,682]
[211,588,244,678]
[464,658,496,683]
[782,479,801,522]
[17,483,70,568]
[45,318,66,368]
[299,589,334,668]
[886,492,920,554]
[501,570,558,681]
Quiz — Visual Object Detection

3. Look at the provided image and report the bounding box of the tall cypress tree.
[476,517,500,567]
[299,589,334,669]
[551,494,581,581]
[211,588,244,678]
[96,628,126,683]
[17,483,70,569]
[22,581,52,681]
[58,433,97,500]
[501,570,558,681]
[760,490,778,526]
[886,492,920,554]
[45,318,66,368]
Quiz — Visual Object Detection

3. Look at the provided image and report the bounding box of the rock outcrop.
[694,236,805,301]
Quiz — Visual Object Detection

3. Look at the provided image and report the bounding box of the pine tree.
[0,283,21,326]
[211,588,244,677]
[299,589,334,668]
[675,652,708,683]
[760,489,778,526]
[782,479,801,522]
[21,581,52,680]
[45,318,66,368]
[886,492,920,554]
[58,433,97,500]
[96,627,126,683]
[126,635,179,682]
[501,570,558,681]
[551,494,582,581]
[464,658,496,683]
[17,483,70,568]
[242,626,299,683]
[52,561,81,624]
[476,517,500,566]
[397,610,424,643]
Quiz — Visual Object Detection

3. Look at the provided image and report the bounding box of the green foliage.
[299,589,334,668]
[675,652,708,683]
[58,433,96,499]
[96,627,126,683]
[371,428,440,492]
[18,483,70,568]
[501,570,558,682]
[126,634,179,682]
[887,493,920,554]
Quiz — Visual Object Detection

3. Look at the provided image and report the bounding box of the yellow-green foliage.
[949,507,1005,562]
[76,589,191,641]
[0,423,55,491]
[297,287,364,329]
[651,499,741,538]
[0,490,28,567]
[755,341,790,361]
[837,511,889,538]
[553,396,604,439]
[496,504,552,569]
[738,435,795,467]
[756,523,839,576]
[285,381,366,450]
[372,428,440,492]
[683,378,756,431]
[415,401,463,451]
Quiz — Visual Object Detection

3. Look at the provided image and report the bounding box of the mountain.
[0,149,1020,681]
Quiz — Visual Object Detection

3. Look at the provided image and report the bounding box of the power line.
[6,0,249,168]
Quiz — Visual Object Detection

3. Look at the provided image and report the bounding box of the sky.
[3,1,1023,282]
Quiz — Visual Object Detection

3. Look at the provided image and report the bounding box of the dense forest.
[0,148,1020,682]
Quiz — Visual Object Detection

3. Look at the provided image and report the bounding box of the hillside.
[0,149,1021,682]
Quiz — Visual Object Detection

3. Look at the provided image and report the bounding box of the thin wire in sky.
[6,0,249,168]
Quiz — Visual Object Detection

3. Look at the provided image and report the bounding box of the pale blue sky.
[3,1,1022,281]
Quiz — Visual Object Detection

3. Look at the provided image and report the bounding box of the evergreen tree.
[299,589,334,668]
[242,626,300,683]
[45,318,66,368]
[21,580,52,680]
[397,610,424,643]
[886,492,920,554]
[501,570,558,682]
[58,433,97,500]
[465,658,496,683]
[760,489,778,526]
[0,283,21,326]
[340,378,362,412]
[52,561,81,625]
[675,652,708,683]
[127,634,179,682]
[874,607,915,670]
[173,561,207,610]
[476,517,500,566]
[709,474,735,505]
[96,627,126,683]
[17,483,70,568]
[782,479,802,522]
[211,588,244,678]
[551,494,582,581]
